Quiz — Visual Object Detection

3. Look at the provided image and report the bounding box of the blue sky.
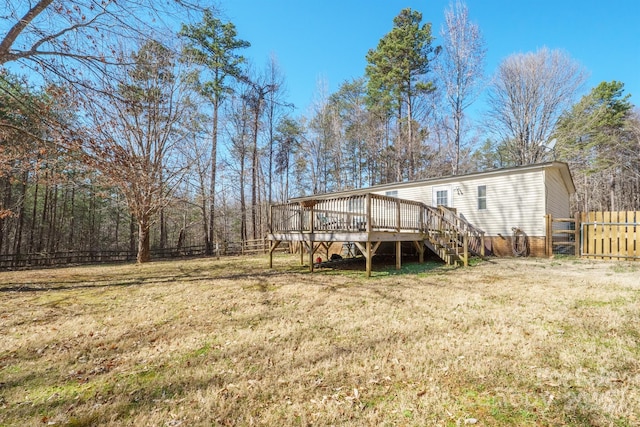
[221,0,640,117]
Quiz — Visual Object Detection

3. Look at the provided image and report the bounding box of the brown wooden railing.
[270,194,486,264]
[425,206,486,257]
[270,193,427,234]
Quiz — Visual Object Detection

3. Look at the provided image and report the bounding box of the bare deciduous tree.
[488,48,586,165]
[263,55,290,204]
[487,47,586,166]
[80,40,192,263]
[226,85,252,243]
[0,0,199,71]
[434,1,486,175]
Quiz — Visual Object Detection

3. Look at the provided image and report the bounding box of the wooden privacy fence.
[579,211,639,260]
[546,211,640,260]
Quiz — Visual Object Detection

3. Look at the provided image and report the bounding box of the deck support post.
[320,242,333,260]
[268,240,281,268]
[366,241,372,276]
[395,241,401,270]
[302,240,324,272]
[354,240,381,278]
[413,241,425,263]
[299,241,304,266]
[309,240,315,272]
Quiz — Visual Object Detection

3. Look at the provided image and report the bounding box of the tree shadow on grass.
[315,254,449,277]
[0,279,146,293]
[0,261,299,294]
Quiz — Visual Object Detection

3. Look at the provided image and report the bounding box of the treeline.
[0,2,638,263]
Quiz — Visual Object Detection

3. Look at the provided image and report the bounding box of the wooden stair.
[423,231,466,266]
[422,206,486,266]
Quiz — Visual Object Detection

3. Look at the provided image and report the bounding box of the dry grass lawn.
[0,254,639,426]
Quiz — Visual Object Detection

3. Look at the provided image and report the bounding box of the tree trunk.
[0,176,11,254]
[37,177,49,253]
[267,94,275,205]
[407,91,414,180]
[129,214,136,258]
[67,185,76,251]
[609,171,616,212]
[396,99,403,182]
[114,199,120,250]
[240,153,247,243]
[28,179,39,255]
[56,185,69,252]
[207,97,220,256]
[47,183,58,253]
[160,207,167,249]
[137,215,151,263]
[251,98,261,241]
[454,94,462,175]
[14,171,27,264]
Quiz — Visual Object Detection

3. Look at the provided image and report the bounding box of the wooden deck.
[267,193,486,276]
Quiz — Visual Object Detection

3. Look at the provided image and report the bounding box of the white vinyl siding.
[545,168,571,219]
[363,163,573,237]
[455,171,546,237]
[372,170,548,236]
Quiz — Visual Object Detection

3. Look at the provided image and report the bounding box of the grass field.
[1,254,639,426]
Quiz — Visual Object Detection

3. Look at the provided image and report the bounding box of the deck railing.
[269,193,428,234]
[269,193,487,266]
[270,194,485,255]
[423,205,486,256]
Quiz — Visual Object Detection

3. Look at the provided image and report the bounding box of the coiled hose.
[511,227,528,257]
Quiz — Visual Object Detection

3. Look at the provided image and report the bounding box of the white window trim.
[432,185,452,207]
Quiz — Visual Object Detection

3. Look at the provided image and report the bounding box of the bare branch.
[0,0,53,64]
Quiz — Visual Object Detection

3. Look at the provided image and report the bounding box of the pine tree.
[180,9,249,254]
[365,8,439,181]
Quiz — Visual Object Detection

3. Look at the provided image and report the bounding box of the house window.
[478,185,487,210]
[436,190,448,206]
[385,190,398,198]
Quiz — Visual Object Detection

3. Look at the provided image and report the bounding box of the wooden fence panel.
[580,210,640,260]
[632,211,639,259]
[596,211,604,258]
[604,211,611,259]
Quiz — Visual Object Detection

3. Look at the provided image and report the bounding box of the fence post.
[545,214,553,258]
[574,211,581,257]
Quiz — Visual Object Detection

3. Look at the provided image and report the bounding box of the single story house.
[285,161,575,258]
